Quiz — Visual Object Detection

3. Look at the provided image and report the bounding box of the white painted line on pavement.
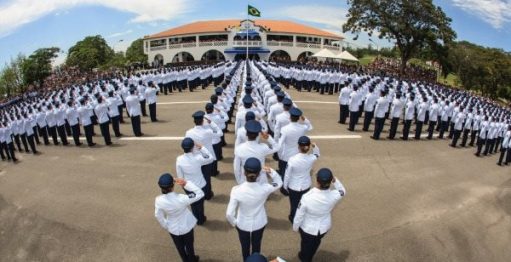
[157,101,208,105]
[294,101,338,104]
[310,135,361,139]
[119,135,361,141]
[120,136,184,141]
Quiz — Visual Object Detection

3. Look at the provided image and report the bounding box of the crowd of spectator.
[366,57,438,83]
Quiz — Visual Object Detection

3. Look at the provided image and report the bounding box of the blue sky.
[0,0,510,68]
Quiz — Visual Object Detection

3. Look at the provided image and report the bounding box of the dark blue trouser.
[299,228,326,262]
[170,229,196,262]
[237,226,265,261]
[289,188,310,221]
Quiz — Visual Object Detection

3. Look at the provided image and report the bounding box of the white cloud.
[112,39,132,52]
[273,4,348,36]
[107,29,133,38]
[0,0,194,38]
[451,0,511,29]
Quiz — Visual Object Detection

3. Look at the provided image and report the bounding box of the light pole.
[112,39,124,53]
[369,39,379,58]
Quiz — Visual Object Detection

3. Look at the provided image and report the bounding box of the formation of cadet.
[261,62,511,167]
[155,60,346,262]
[0,63,239,164]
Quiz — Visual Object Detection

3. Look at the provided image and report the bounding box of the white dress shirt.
[94,102,110,124]
[278,121,313,162]
[125,94,141,117]
[185,122,223,164]
[233,138,279,184]
[176,147,212,189]
[154,182,204,236]
[283,146,320,191]
[226,170,282,232]
[293,179,346,235]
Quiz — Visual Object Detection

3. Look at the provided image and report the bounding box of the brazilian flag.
[248,5,261,17]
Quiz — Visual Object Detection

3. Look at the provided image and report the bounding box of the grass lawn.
[438,73,460,87]
[359,55,376,66]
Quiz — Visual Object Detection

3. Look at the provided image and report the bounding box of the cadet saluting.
[283,136,320,222]
[226,158,282,261]
[176,138,212,225]
[155,173,203,262]
[293,168,346,262]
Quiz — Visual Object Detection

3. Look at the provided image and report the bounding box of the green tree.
[66,35,114,71]
[343,0,456,74]
[126,39,148,64]
[0,54,26,96]
[448,41,511,99]
[103,52,127,70]
[21,47,60,87]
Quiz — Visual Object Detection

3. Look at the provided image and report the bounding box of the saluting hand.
[262,166,272,175]
[260,131,269,140]
[195,142,203,149]
[175,178,187,187]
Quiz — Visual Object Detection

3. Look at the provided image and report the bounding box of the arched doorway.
[154,54,164,67]
[269,50,291,62]
[234,54,260,61]
[201,50,225,62]
[172,52,195,63]
[297,51,313,62]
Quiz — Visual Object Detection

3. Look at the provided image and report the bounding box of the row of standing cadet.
[154,60,346,262]
[261,61,511,167]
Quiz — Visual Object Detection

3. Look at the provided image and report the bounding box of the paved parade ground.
[1,87,510,262]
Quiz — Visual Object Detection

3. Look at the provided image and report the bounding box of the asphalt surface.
[1,87,510,262]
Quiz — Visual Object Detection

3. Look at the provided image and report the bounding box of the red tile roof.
[145,19,342,40]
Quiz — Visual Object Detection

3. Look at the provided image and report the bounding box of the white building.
[143,19,343,66]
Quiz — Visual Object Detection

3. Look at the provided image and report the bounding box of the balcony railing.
[296,43,321,49]
[324,45,341,51]
[233,41,262,47]
[199,41,228,47]
[267,41,294,47]
[149,45,167,51]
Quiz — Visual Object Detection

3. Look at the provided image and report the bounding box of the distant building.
[143,19,343,66]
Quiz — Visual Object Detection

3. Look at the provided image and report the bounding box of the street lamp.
[369,39,380,58]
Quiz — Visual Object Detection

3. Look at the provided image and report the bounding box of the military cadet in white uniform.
[145,82,159,122]
[475,116,489,157]
[401,95,415,140]
[176,138,212,225]
[125,87,143,137]
[226,158,282,261]
[185,111,223,200]
[106,91,123,137]
[155,173,203,262]
[94,96,112,145]
[233,120,278,184]
[497,125,511,166]
[338,84,351,124]
[277,108,313,183]
[450,106,466,147]
[362,87,378,132]
[36,107,50,145]
[78,98,96,147]
[283,136,320,222]
[55,102,70,146]
[347,85,362,131]
[415,96,428,140]
[372,90,389,140]
[293,168,346,262]
[427,97,440,140]
[65,100,82,146]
